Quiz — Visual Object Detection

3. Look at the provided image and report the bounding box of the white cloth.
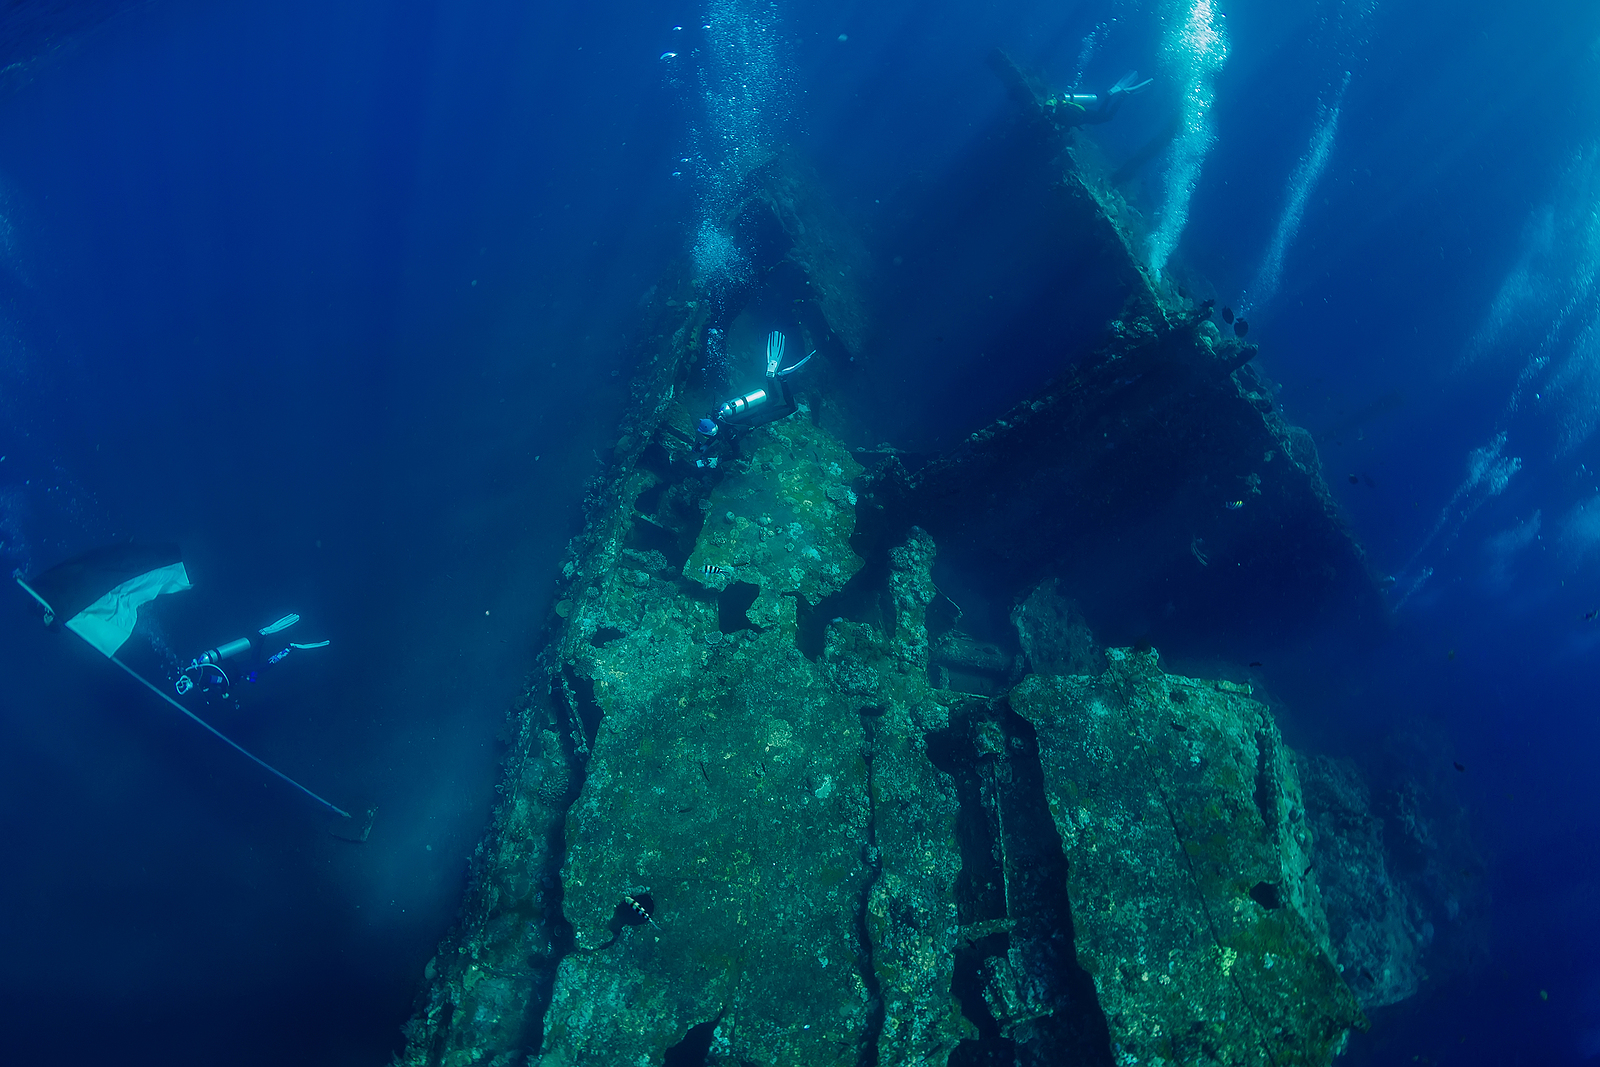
[65,562,192,657]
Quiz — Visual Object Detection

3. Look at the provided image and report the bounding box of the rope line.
[110,656,350,819]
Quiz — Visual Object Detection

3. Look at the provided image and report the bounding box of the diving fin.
[765,331,785,377]
[1110,71,1153,95]
[776,351,815,378]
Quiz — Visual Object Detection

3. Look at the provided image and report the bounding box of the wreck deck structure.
[396,53,1433,1067]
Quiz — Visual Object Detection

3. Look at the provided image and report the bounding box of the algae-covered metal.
[542,417,968,1066]
[1014,650,1365,1065]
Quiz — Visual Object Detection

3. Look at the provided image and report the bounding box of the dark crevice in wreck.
[926,714,1008,927]
[928,711,1016,1064]
[948,931,1011,1052]
[927,701,1114,1066]
[516,877,577,1057]
[854,711,888,1067]
[625,509,680,557]
[628,508,697,570]
[564,668,604,754]
[796,549,892,660]
[422,1002,453,1067]
[628,463,719,572]
[865,518,1020,693]
[1253,727,1281,837]
[633,478,668,517]
[662,1016,720,1067]
[594,891,657,950]
[518,689,584,1057]
[990,702,1115,1066]
[634,437,677,480]
[932,629,1021,696]
[588,625,626,648]
[1250,881,1285,910]
[716,580,761,633]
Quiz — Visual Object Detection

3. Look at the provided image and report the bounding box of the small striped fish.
[623,893,660,929]
[701,564,731,577]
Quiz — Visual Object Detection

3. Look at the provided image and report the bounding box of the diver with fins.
[1044,71,1153,128]
[175,611,330,705]
[691,330,812,467]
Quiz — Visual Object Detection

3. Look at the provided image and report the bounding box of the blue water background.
[0,0,1597,1063]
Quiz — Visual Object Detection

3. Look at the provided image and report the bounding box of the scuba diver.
[175,612,329,704]
[1044,71,1153,128]
[692,330,812,467]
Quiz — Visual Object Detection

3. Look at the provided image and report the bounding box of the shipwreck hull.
[397,56,1421,1067]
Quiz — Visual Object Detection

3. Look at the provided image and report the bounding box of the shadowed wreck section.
[397,53,1470,1067]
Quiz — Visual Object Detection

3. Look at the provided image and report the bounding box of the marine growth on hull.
[399,56,1479,1067]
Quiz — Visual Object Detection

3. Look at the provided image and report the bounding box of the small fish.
[623,894,660,929]
[660,51,678,60]
[1585,609,1598,621]
[1249,661,1262,667]
[1222,306,1235,324]
[1225,499,1244,510]
[1348,474,1360,484]
[1453,761,1466,772]
[1234,318,1250,338]
[701,564,731,577]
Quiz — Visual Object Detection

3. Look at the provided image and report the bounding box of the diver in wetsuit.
[1045,71,1153,127]
[176,612,329,703]
[693,330,812,465]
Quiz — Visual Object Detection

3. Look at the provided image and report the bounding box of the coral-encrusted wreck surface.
[1015,654,1361,1064]
[397,58,1462,1067]
[540,419,968,1067]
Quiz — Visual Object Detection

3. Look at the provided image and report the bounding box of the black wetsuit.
[187,624,324,706]
[700,374,799,460]
[727,376,798,431]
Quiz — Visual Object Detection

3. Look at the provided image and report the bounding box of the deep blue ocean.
[1,1,1597,1064]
